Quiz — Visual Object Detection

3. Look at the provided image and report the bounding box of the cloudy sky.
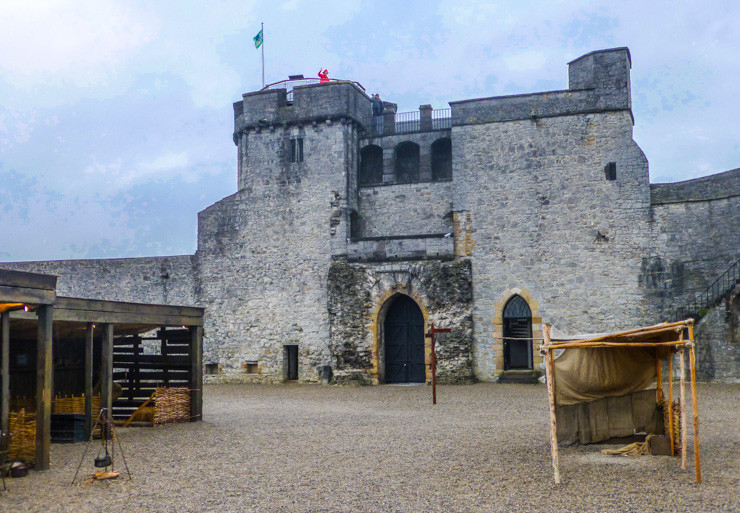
[1,0,738,261]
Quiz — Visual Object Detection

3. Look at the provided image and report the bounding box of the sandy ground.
[1,382,738,512]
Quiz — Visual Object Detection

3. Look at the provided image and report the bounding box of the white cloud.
[142,152,189,172]
[0,0,155,87]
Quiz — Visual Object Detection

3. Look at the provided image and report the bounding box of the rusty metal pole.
[432,332,437,405]
[426,324,451,405]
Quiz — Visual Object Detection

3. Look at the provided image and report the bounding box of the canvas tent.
[540,320,701,484]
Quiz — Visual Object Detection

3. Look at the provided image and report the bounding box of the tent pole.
[688,324,701,483]
[679,347,687,470]
[543,323,560,484]
[656,349,663,403]
[668,352,674,457]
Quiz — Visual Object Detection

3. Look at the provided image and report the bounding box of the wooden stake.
[656,349,663,403]
[543,324,560,484]
[668,351,674,457]
[688,324,701,483]
[679,347,687,470]
[1,311,9,434]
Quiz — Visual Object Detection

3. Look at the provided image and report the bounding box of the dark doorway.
[284,345,298,381]
[431,138,452,181]
[394,142,420,183]
[360,145,383,185]
[384,295,425,383]
[503,295,533,370]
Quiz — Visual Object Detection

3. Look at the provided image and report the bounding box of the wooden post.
[35,304,53,470]
[190,326,203,422]
[543,324,560,484]
[656,349,663,403]
[101,323,114,435]
[688,324,701,483]
[668,351,674,457]
[1,311,9,434]
[679,347,687,470]
[84,322,94,438]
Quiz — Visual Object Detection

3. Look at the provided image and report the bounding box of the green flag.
[253,29,263,49]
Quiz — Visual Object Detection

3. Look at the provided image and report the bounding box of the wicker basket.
[53,394,101,416]
[153,387,190,425]
[8,409,36,464]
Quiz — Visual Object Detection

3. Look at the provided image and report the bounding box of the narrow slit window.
[291,138,304,163]
[605,162,617,181]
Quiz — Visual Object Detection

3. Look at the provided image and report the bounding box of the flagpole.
[261,22,265,88]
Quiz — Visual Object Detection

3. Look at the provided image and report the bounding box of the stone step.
[497,371,541,384]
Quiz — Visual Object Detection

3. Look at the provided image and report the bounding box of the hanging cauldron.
[94,454,112,468]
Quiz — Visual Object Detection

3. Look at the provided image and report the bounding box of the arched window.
[360,145,383,185]
[431,138,452,181]
[503,295,533,370]
[394,142,420,183]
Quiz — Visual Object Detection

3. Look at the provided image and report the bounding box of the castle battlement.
[451,47,632,125]
[233,80,370,138]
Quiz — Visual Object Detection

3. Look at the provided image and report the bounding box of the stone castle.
[5,48,739,383]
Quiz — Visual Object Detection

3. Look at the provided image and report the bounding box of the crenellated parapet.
[233,81,371,142]
[451,47,632,126]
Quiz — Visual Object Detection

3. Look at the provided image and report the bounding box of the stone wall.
[643,168,740,319]
[693,287,740,383]
[357,181,453,238]
[327,259,474,385]
[0,255,197,305]
[452,108,652,380]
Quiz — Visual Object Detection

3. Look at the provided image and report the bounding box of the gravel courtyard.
[2,383,738,512]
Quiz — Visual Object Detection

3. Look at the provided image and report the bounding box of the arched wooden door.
[503,295,533,370]
[384,295,425,383]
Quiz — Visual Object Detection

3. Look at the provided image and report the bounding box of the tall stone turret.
[196,81,371,381]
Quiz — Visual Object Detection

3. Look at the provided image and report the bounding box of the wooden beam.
[35,304,53,470]
[0,269,57,290]
[0,285,55,306]
[85,322,94,439]
[547,340,689,349]
[55,296,204,317]
[190,326,203,422]
[1,311,9,433]
[543,324,560,484]
[101,324,114,436]
[548,321,692,346]
[688,324,701,483]
[50,309,203,326]
[679,347,687,470]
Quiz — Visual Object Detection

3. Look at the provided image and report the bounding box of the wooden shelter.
[0,269,56,469]
[540,320,701,484]
[1,269,204,471]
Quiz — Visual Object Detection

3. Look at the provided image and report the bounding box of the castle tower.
[196,80,371,382]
